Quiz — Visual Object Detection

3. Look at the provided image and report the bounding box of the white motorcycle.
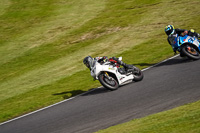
[89,57,143,90]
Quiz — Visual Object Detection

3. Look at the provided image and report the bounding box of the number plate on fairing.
[185,36,199,48]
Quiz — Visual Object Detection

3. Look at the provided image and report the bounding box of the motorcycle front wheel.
[181,44,200,60]
[98,72,119,91]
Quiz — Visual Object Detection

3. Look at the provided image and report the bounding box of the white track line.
[0,54,179,126]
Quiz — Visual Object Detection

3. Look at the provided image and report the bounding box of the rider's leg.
[112,57,134,70]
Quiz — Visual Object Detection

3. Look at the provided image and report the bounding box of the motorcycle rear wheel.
[98,73,119,91]
[132,67,144,82]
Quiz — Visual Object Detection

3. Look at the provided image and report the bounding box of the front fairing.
[91,61,134,85]
[169,34,200,51]
[182,35,200,50]
[90,61,114,80]
[94,62,118,79]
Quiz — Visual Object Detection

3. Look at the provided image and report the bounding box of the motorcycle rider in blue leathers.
[165,25,200,54]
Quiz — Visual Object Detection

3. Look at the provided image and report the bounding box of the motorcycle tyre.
[181,45,200,60]
[132,68,144,82]
[98,73,119,91]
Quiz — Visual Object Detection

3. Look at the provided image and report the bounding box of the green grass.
[0,0,200,126]
[96,101,200,133]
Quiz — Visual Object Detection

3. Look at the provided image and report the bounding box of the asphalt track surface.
[1,56,200,133]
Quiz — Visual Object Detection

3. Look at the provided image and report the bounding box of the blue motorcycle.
[170,34,200,60]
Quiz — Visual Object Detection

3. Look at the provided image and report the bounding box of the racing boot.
[112,57,136,73]
[120,62,136,73]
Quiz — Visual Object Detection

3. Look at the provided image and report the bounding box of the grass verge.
[95,100,200,133]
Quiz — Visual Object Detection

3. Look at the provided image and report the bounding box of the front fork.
[104,72,112,80]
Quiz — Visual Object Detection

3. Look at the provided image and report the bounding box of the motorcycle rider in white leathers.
[83,56,135,72]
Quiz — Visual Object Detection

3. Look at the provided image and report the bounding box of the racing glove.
[198,33,200,38]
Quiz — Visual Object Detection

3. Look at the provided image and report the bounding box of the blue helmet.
[165,25,175,35]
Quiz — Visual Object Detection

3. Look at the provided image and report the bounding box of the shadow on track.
[133,63,155,67]
[53,90,86,99]
[82,81,136,96]
[53,87,112,99]
[155,57,195,67]
[135,57,195,69]
[82,87,111,96]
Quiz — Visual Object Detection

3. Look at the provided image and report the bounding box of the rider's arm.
[175,29,187,36]
[97,56,108,64]
[188,29,200,38]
